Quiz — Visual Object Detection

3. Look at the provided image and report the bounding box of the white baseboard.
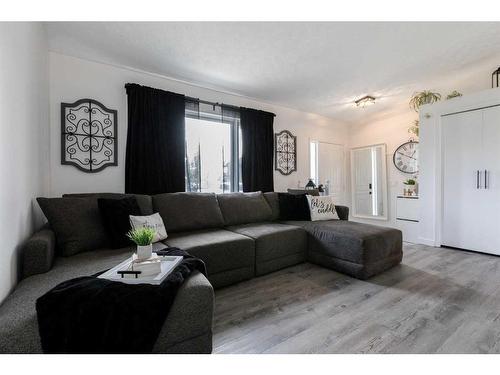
[417,237,439,247]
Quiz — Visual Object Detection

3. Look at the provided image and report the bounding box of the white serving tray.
[98,254,183,285]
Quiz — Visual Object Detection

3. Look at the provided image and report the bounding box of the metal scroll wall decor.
[61,99,117,173]
[275,130,297,175]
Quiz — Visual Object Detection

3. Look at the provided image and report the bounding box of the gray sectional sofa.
[0,191,402,354]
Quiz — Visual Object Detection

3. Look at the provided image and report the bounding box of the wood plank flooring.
[213,243,500,353]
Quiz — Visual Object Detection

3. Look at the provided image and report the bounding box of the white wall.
[348,111,420,242]
[0,23,49,303]
[48,53,350,199]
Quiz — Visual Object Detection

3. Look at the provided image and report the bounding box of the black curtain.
[125,84,185,195]
[240,107,275,192]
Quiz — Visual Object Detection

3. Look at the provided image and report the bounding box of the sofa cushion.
[281,220,402,265]
[98,197,142,248]
[164,229,255,276]
[37,197,109,256]
[278,193,311,221]
[217,192,272,226]
[306,195,339,221]
[153,193,224,233]
[263,192,280,221]
[63,193,153,216]
[226,223,307,275]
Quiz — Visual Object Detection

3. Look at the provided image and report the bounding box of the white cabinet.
[441,105,500,255]
[396,196,419,222]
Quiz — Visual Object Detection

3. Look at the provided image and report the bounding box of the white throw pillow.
[129,213,168,243]
[306,195,339,221]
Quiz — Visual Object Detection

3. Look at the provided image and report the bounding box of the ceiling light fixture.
[354,95,376,108]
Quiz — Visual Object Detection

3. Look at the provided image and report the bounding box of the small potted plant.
[127,227,156,260]
[403,178,417,196]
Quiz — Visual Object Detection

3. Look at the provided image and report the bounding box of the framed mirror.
[350,144,388,220]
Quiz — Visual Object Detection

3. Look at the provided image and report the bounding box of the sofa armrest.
[21,225,56,279]
[153,271,214,353]
[336,205,349,221]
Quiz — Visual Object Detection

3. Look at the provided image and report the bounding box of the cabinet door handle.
[477,170,480,189]
[485,170,488,189]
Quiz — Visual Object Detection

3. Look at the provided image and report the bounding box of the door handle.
[485,170,488,189]
[477,170,480,189]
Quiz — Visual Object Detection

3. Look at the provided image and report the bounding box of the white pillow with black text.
[129,213,168,243]
[306,195,339,221]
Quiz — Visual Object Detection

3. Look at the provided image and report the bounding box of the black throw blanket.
[36,248,206,353]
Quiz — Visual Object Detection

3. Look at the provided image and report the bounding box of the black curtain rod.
[125,83,275,117]
[186,96,276,117]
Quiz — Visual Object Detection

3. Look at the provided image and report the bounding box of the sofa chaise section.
[284,219,403,280]
[0,244,214,354]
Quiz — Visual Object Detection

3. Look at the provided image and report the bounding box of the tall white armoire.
[419,87,500,255]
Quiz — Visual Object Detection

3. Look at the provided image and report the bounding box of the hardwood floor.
[213,243,500,353]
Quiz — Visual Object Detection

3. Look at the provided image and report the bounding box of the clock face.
[393,141,419,174]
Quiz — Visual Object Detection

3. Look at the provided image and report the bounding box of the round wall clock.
[393,140,419,174]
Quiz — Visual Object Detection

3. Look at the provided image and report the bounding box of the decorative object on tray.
[306,195,339,221]
[275,130,297,175]
[492,66,500,88]
[129,213,168,242]
[127,226,156,260]
[61,99,117,173]
[393,140,419,174]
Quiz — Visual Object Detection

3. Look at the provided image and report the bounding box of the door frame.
[349,143,388,221]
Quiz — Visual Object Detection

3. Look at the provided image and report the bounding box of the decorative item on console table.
[305,178,316,190]
[403,178,418,196]
[61,99,118,173]
[275,130,297,175]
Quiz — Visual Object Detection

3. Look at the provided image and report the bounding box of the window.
[185,101,242,193]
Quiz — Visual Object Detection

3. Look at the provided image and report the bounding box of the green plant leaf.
[127,227,156,246]
[409,91,441,112]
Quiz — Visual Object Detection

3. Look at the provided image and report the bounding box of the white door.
[441,110,484,252]
[317,142,345,203]
[353,148,374,216]
[478,106,500,255]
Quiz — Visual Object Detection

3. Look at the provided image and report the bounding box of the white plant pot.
[136,244,153,261]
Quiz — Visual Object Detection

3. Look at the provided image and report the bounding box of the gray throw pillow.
[37,197,109,256]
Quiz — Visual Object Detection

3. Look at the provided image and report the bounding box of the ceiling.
[46,22,500,124]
